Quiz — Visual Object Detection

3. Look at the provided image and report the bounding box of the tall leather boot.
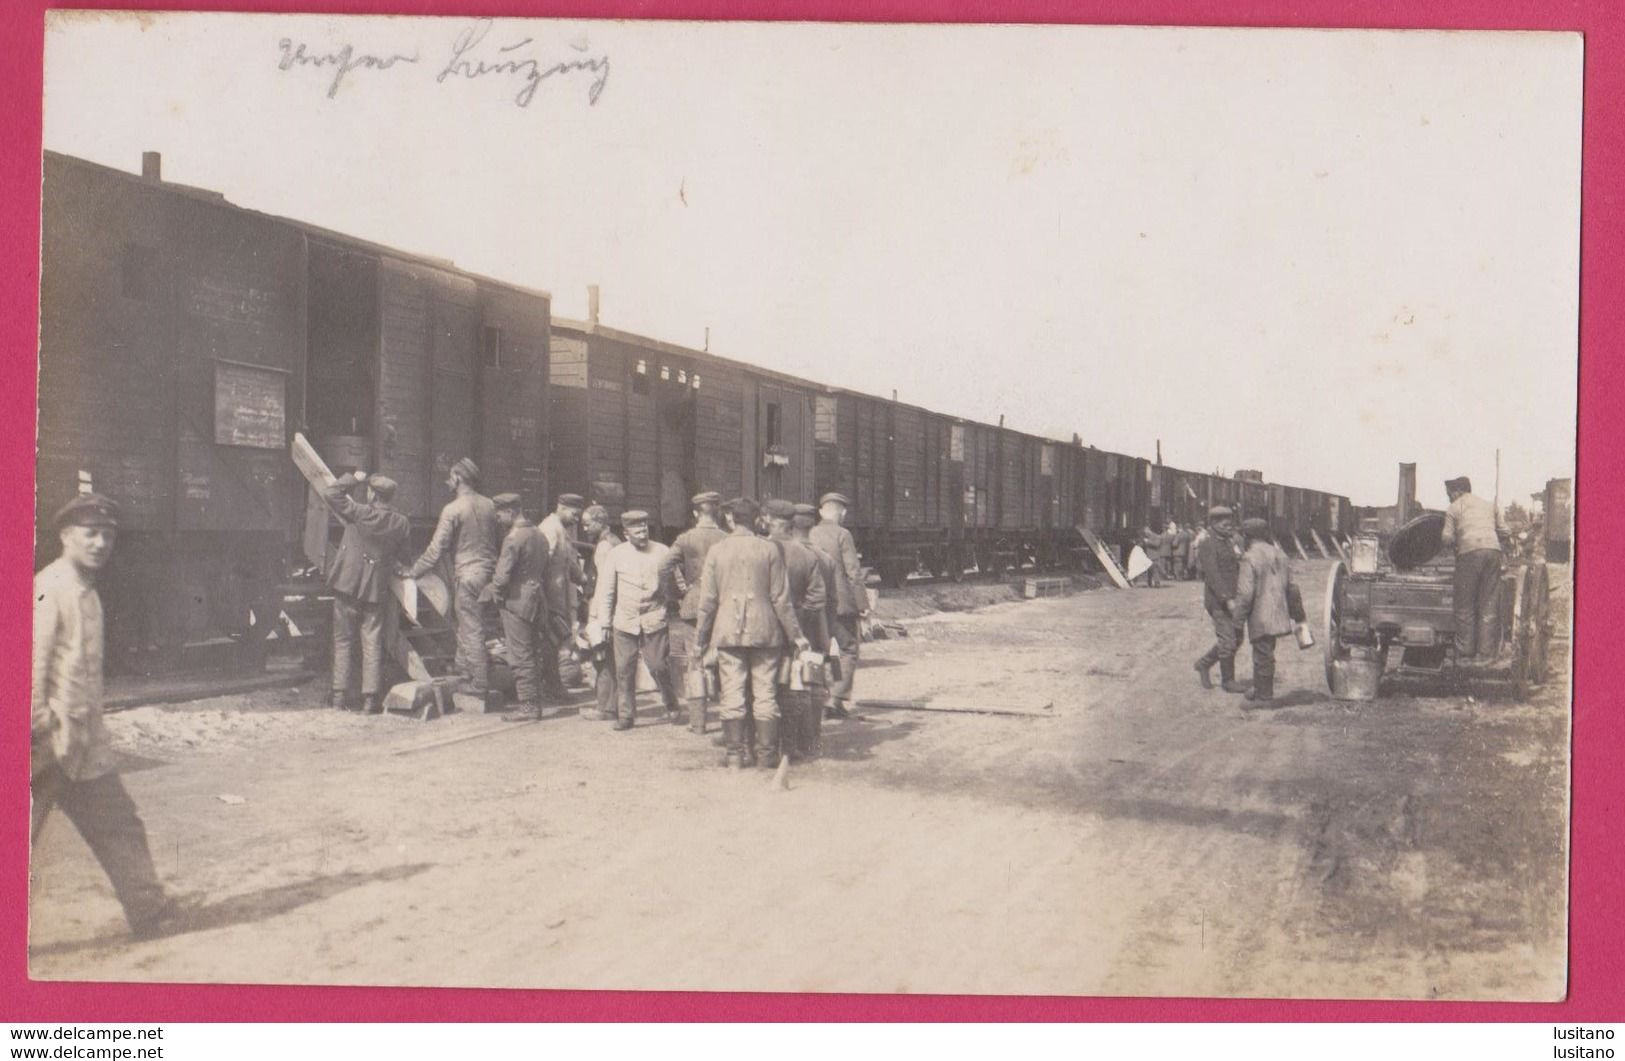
[781,697,803,762]
[804,693,824,760]
[1194,652,1216,689]
[755,718,781,769]
[721,719,745,770]
[1219,658,1246,694]
[1246,676,1274,703]
[742,713,758,767]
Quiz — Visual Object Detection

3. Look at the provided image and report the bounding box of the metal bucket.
[1327,654,1382,701]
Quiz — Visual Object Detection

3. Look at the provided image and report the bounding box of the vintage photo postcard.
[29,12,1579,999]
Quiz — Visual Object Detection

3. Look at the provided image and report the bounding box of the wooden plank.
[1077,525,1132,589]
[295,428,438,630]
[855,698,1054,718]
[1309,528,1332,559]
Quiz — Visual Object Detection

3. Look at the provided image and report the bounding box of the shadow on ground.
[30,862,434,959]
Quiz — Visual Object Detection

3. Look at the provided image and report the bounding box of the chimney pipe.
[141,151,161,181]
[587,285,600,325]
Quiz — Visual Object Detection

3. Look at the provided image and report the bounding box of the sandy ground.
[29,561,1569,1000]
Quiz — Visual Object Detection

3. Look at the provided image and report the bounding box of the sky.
[41,14,1581,509]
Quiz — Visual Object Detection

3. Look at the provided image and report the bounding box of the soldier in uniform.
[490,494,550,722]
[764,499,828,761]
[589,510,679,730]
[33,494,186,940]
[404,458,498,698]
[696,497,809,769]
[536,493,586,704]
[793,501,838,756]
[660,490,727,733]
[1232,517,1299,704]
[809,492,868,719]
[1193,506,1246,694]
[579,504,621,721]
[324,471,411,713]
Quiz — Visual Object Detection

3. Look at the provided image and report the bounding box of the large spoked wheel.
[1511,563,1553,699]
[1323,560,1349,692]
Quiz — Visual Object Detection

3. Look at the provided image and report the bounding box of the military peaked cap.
[54,492,120,531]
[450,457,480,484]
[763,499,797,519]
[492,492,522,510]
[691,491,722,506]
[819,492,852,508]
[557,493,587,508]
[368,475,399,501]
[620,509,650,526]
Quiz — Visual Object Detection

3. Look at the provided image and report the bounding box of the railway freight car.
[38,150,552,674]
[547,312,819,539]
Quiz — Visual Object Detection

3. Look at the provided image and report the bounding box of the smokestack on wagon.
[141,151,161,181]
[587,284,600,325]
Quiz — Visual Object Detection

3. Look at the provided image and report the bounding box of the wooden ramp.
[1076,526,1131,589]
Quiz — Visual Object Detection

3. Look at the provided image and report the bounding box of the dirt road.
[29,561,1569,999]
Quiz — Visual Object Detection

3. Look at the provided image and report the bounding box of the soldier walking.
[765,499,828,761]
[1232,517,1299,704]
[580,504,621,722]
[404,458,498,698]
[33,495,186,940]
[697,497,809,769]
[590,510,680,730]
[323,471,410,714]
[537,493,586,705]
[660,490,727,733]
[490,494,551,722]
[809,492,867,720]
[1193,506,1246,694]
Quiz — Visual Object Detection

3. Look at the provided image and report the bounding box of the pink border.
[2,0,1614,1023]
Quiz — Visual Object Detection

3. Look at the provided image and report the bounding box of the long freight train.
[37,150,1351,672]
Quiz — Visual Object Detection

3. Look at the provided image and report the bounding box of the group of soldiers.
[322,457,872,770]
[1188,506,1305,703]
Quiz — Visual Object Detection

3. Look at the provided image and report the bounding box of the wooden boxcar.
[38,151,552,672]
[548,318,818,540]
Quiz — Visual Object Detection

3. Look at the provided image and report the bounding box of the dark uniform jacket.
[808,521,868,617]
[662,523,727,621]
[798,534,840,652]
[324,475,411,605]
[491,518,548,624]
[772,534,829,648]
[696,528,804,653]
[1195,531,1241,614]
[536,513,582,622]
[408,490,498,580]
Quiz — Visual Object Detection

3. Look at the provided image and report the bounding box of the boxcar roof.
[551,315,1098,451]
[44,150,553,305]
